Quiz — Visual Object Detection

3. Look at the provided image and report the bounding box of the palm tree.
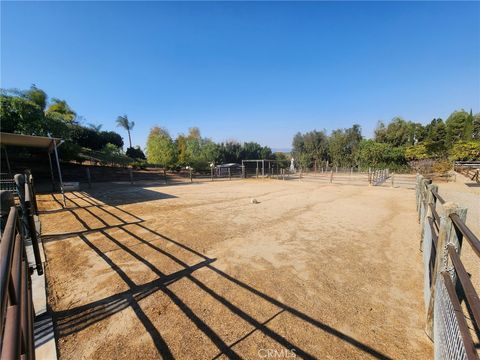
[88,123,103,132]
[116,115,135,148]
[46,98,77,122]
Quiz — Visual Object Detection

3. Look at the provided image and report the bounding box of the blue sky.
[1,1,479,151]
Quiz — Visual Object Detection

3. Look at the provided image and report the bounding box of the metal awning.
[0,132,63,153]
[0,132,66,206]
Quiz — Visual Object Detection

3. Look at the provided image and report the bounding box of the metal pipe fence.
[0,206,36,360]
[416,174,480,360]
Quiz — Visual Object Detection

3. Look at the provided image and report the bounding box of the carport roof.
[0,132,63,152]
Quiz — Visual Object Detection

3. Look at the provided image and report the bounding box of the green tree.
[424,118,447,156]
[126,146,146,160]
[405,144,429,161]
[116,114,135,148]
[175,134,188,165]
[46,98,76,123]
[0,95,45,134]
[146,127,176,168]
[473,113,480,140]
[445,110,473,146]
[329,125,362,167]
[24,85,47,110]
[374,117,422,147]
[357,140,406,168]
[449,141,480,161]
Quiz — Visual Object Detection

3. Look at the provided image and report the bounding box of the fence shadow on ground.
[41,191,392,360]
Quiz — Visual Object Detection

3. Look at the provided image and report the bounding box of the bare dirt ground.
[38,179,432,359]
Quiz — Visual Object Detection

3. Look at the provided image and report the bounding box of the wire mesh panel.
[434,273,474,360]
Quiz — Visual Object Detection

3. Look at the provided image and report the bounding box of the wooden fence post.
[190,168,193,182]
[420,184,438,245]
[391,173,394,188]
[418,179,429,226]
[129,168,133,185]
[211,167,214,181]
[228,167,231,180]
[330,169,334,183]
[424,202,467,339]
[164,168,167,185]
[86,167,92,189]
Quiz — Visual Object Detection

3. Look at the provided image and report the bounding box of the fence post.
[330,169,334,183]
[282,169,285,181]
[418,178,429,226]
[241,165,245,179]
[190,168,193,183]
[129,168,133,185]
[228,167,231,180]
[416,174,423,213]
[164,168,168,185]
[391,172,394,188]
[86,167,92,189]
[420,184,437,247]
[256,167,258,179]
[211,167,214,181]
[424,202,467,339]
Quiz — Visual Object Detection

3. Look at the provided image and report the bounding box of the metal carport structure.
[0,132,66,206]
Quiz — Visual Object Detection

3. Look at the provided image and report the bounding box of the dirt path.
[39,180,432,359]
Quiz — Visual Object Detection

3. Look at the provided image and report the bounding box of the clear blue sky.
[1,1,479,151]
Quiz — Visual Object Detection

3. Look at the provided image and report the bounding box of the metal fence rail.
[0,207,36,360]
[416,175,480,360]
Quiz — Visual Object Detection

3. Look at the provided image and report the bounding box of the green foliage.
[357,140,406,168]
[424,118,447,156]
[445,110,474,146]
[57,141,84,162]
[126,146,146,160]
[70,126,124,150]
[405,144,429,161]
[146,127,177,167]
[46,98,76,123]
[116,115,135,131]
[374,117,425,147]
[329,125,362,167]
[116,114,135,148]
[24,85,48,110]
[0,95,45,134]
[449,141,480,161]
[472,113,480,140]
[98,143,131,166]
[99,131,123,148]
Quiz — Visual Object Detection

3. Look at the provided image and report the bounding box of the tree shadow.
[43,191,392,360]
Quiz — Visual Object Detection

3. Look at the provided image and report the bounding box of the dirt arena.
[38,179,433,359]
